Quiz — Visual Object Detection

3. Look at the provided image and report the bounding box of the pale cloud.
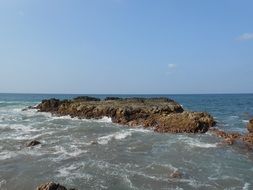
[168,64,176,69]
[237,33,253,41]
[166,64,177,75]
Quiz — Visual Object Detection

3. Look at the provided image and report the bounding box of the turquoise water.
[0,93,253,190]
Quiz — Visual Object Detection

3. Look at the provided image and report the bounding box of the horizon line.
[0,92,253,96]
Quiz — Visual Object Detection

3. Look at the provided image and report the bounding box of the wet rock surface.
[35,96,216,133]
[247,118,253,133]
[36,182,70,190]
[25,140,41,147]
[210,127,253,147]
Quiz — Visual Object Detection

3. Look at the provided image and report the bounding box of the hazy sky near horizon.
[0,0,252,94]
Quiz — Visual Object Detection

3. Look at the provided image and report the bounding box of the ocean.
[0,93,253,190]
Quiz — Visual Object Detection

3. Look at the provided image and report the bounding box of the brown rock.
[36,182,67,190]
[35,97,216,134]
[26,140,41,147]
[154,112,215,133]
[170,170,182,178]
[247,119,253,133]
[242,133,253,145]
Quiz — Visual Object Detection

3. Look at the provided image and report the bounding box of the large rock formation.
[35,96,215,133]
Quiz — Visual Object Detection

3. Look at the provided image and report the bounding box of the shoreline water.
[0,94,253,189]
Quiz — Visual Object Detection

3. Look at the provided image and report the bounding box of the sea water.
[0,93,253,190]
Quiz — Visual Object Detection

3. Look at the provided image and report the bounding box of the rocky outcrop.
[35,96,215,133]
[242,119,253,146]
[210,126,253,148]
[210,128,242,145]
[247,119,253,133]
[26,140,41,147]
[36,182,71,190]
[154,112,214,133]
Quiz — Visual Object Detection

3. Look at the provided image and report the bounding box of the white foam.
[230,116,239,119]
[57,164,79,178]
[129,128,152,133]
[242,120,249,123]
[122,175,138,190]
[96,116,112,123]
[243,182,250,190]
[188,141,217,148]
[0,151,17,160]
[97,131,132,145]
[52,145,87,161]
[51,115,79,121]
[8,124,41,132]
[56,163,93,181]
[178,136,217,148]
[0,179,6,189]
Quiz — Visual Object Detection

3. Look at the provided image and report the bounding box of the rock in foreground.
[26,140,41,147]
[36,182,67,190]
[35,97,216,133]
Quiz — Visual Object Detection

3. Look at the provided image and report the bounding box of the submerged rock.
[35,96,215,133]
[247,119,253,133]
[36,182,74,190]
[26,140,41,147]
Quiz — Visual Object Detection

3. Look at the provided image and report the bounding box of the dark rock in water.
[36,182,69,190]
[73,96,100,101]
[26,140,41,147]
[170,170,182,178]
[247,119,253,133]
[104,97,123,101]
[36,98,60,112]
[22,106,36,111]
[35,96,215,134]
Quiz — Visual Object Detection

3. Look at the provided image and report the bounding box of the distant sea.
[0,93,253,190]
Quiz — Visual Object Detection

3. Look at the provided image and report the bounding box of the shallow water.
[0,94,253,190]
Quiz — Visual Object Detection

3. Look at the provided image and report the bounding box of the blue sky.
[0,0,252,94]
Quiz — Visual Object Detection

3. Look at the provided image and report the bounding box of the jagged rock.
[35,97,215,133]
[36,182,76,190]
[36,98,60,112]
[26,140,41,147]
[154,112,215,133]
[247,119,253,133]
[210,128,242,146]
[242,133,253,145]
[36,182,67,190]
